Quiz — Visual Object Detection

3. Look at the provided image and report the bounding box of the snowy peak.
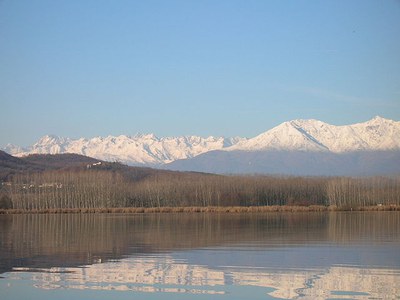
[229,116,400,153]
[5,134,245,166]
[30,135,71,154]
[132,133,159,140]
[230,121,328,152]
[365,115,393,125]
[2,116,399,166]
[346,116,400,151]
[2,143,26,155]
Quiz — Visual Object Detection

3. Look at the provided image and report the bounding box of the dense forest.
[1,161,399,210]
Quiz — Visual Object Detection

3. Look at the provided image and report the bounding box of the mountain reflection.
[1,212,400,299]
[10,256,400,299]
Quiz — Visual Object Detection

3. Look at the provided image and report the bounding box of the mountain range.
[3,116,400,175]
[3,134,245,166]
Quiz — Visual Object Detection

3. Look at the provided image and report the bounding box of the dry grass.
[355,204,400,211]
[1,204,399,215]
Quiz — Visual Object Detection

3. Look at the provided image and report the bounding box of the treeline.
[1,168,400,210]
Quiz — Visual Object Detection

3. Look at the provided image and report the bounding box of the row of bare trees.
[2,169,400,210]
[327,177,400,207]
[8,171,128,210]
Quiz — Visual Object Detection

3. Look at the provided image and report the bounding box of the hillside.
[0,152,105,180]
[0,151,195,183]
[0,150,41,180]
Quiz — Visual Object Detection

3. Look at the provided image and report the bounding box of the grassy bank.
[1,204,399,214]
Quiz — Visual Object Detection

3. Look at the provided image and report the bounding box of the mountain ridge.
[3,134,246,166]
[2,116,399,170]
[227,116,400,153]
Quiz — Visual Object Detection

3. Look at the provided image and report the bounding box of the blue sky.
[1,0,399,147]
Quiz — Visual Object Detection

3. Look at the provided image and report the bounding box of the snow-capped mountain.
[2,116,399,171]
[4,134,246,166]
[166,116,400,175]
[228,116,400,153]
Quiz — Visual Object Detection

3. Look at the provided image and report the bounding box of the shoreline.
[1,205,399,214]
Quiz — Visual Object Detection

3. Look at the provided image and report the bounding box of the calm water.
[0,212,399,299]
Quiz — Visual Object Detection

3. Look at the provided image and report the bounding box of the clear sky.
[1,0,399,147]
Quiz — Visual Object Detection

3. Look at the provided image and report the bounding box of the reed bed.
[1,204,399,214]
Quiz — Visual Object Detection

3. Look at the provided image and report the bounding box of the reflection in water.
[1,212,400,299]
[9,257,400,299]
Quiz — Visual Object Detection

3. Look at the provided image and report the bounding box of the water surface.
[0,212,399,299]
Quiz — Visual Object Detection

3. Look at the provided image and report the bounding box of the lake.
[0,212,399,299]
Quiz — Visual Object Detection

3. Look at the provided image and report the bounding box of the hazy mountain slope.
[166,150,400,176]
